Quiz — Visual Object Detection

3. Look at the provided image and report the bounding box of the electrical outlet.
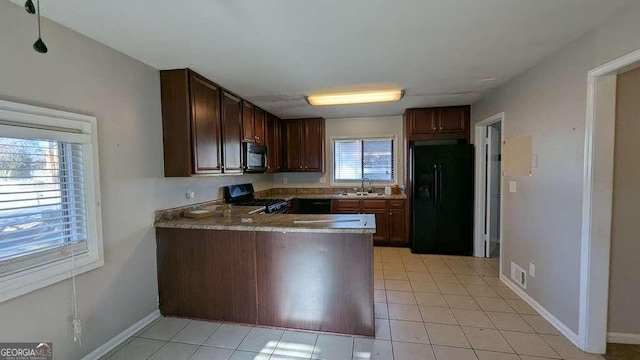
[185,186,195,199]
[532,154,539,168]
[511,262,527,289]
[319,177,326,183]
[282,177,288,184]
[509,181,517,193]
[529,263,536,277]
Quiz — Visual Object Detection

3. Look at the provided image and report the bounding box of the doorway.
[474,113,504,264]
[485,122,502,258]
[580,48,640,353]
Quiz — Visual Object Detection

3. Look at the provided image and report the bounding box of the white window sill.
[0,251,103,303]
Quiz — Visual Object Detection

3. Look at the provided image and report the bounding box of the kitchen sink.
[339,192,385,197]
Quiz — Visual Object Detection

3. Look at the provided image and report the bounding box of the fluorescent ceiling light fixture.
[306,90,404,106]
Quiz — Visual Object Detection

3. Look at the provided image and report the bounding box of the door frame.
[473,113,504,269]
[579,48,640,353]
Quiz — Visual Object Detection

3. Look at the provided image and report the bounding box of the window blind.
[334,138,394,182]
[0,136,88,275]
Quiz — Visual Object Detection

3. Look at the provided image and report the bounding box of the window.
[333,137,395,182]
[0,100,103,302]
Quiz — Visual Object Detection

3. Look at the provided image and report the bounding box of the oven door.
[244,143,268,173]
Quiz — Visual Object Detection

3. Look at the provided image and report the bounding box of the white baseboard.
[607,332,640,345]
[500,274,580,346]
[82,309,161,360]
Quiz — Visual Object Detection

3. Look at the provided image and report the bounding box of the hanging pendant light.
[24,0,35,14]
[32,0,47,53]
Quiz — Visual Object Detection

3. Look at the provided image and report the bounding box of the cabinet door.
[438,107,467,133]
[242,101,255,142]
[254,107,265,145]
[331,199,361,213]
[274,117,283,172]
[389,209,405,243]
[265,113,278,173]
[221,91,244,173]
[283,120,304,171]
[362,200,389,242]
[189,74,222,174]
[304,118,324,172]
[409,108,438,135]
[369,208,389,242]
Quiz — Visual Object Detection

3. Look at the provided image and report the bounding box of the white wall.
[0,2,272,358]
[273,115,404,188]
[608,66,640,335]
[471,1,640,334]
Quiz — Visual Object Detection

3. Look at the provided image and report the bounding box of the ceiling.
[20,0,634,119]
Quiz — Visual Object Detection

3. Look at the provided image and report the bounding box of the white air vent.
[511,262,527,289]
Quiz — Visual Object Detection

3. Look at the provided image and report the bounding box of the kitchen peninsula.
[154,203,376,336]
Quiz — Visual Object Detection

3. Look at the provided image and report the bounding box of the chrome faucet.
[361,178,373,193]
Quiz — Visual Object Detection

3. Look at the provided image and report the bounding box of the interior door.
[485,126,501,257]
[411,145,439,253]
[436,144,474,255]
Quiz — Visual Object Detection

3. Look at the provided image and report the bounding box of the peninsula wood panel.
[156,228,374,336]
[156,228,257,323]
[255,232,374,336]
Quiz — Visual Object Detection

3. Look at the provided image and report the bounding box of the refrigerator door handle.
[438,164,443,206]
[433,164,438,204]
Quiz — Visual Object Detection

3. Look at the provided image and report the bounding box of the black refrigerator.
[411,144,474,255]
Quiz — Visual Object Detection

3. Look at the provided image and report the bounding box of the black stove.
[224,183,287,214]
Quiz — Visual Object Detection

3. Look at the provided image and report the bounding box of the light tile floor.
[103,247,605,360]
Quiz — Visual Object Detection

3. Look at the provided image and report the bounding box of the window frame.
[330,134,398,186]
[0,100,103,303]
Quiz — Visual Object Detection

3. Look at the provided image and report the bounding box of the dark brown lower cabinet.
[156,229,257,323]
[331,199,406,245]
[156,228,374,336]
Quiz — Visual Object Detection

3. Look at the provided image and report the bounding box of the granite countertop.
[257,192,408,200]
[154,206,376,234]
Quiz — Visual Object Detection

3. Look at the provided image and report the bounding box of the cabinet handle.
[440,126,443,130]
[305,166,308,169]
[299,166,303,169]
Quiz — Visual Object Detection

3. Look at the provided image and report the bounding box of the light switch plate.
[529,263,536,277]
[509,181,517,193]
[282,177,288,184]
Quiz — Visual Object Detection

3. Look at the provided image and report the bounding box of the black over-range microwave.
[244,142,268,173]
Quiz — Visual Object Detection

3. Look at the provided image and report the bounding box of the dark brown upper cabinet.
[160,69,223,176]
[407,108,438,136]
[265,113,282,173]
[242,101,266,145]
[405,105,470,142]
[282,118,325,172]
[254,107,265,145]
[242,101,255,143]
[221,91,244,173]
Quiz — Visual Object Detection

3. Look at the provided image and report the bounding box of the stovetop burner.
[223,184,288,213]
[234,199,286,207]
